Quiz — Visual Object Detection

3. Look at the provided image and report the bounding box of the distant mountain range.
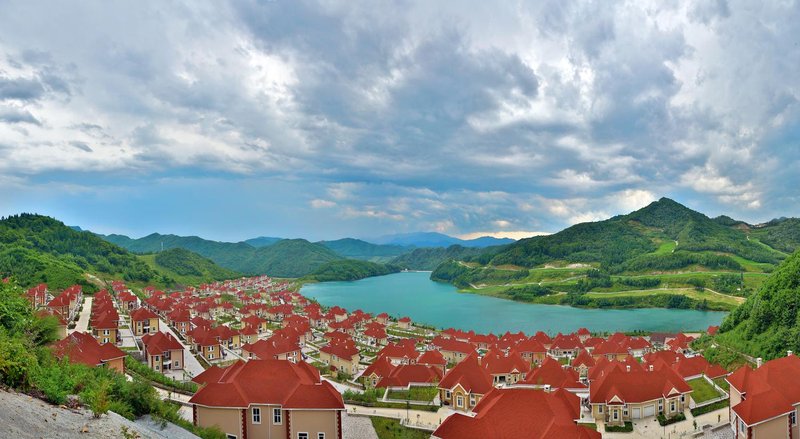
[368,232,515,248]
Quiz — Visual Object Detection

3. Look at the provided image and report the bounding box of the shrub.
[657,412,686,426]
[690,399,729,417]
[605,422,633,432]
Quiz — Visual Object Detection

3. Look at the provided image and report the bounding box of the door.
[644,405,655,417]
[632,408,641,419]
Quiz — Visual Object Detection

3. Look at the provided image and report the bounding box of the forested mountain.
[101,233,344,277]
[716,249,800,360]
[471,198,784,273]
[390,245,505,270]
[243,236,283,248]
[319,238,409,262]
[0,214,158,290]
[303,259,402,282]
[140,248,241,285]
[749,218,800,254]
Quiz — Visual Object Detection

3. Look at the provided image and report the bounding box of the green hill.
[319,238,410,262]
[244,236,283,248]
[139,248,241,286]
[303,259,401,282]
[716,249,800,360]
[390,245,503,270]
[0,214,158,290]
[101,233,344,277]
[749,218,800,254]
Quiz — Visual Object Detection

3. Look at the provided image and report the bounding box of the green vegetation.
[716,249,800,360]
[103,233,345,277]
[0,214,158,290]
[392,245,502,271]
[370,417,431,439]
[319,238,410,263]
[343,388,439,412]
[124,357,198,394]
[0,280,223,438]
[303,259,402,282]
[386,386,438,402]
[605,422,633,432]
[749,218,800,254]
[138,248,240,286]
[687,378,723,403]
[713,377,730,391]
[657,412,686,426]
[690,399,729,417]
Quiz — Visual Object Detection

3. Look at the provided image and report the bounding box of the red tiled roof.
[439,353,493,395]
[141,331,183,356]
[377,364,443,388]
[481,350,531,375]
[243,335,300,360]
[130,307,158,321]
[433,387,600,439]
[432,336,475,355]
[524,358,586,389]
[377,340,418,361]
[417,349,447,366]
[728,355,800,426]
[589,366,691,404]
[362,356,394,379]
[320,340,359,360]
[190,360,344,409]
[52,332,126,367]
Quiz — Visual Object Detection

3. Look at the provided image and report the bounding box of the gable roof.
[433,387,600,439]
[439,353,493,395]
[189,359,344,410]
[377,364,443,388]
[728,354,800,426]
[52,332,126,367]
[589,366,691,404]
[141,331,183,356]
[524,358,586,389]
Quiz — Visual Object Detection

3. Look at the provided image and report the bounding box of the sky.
[1,1,799,242]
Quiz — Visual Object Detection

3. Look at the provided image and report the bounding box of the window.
[174,361,180,367]
[670,401,675,412]
[226,435,237,439]
[103,329,109,335]
[598,406,603,413]
[252,407,261,424]
[680,395,685,403]
[209,353,215,360]
[792,410,797,426]
[740,419,745,433]
[613,410,618,420]
[318,434,325,439]
[298,433,308,439]
[273,408,282,424]
[456,395,464,407]
[469,395,476,406]
[208,346,214,351]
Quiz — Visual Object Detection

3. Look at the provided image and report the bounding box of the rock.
[80,424,89,433]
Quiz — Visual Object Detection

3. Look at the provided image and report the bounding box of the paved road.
[345,404,454,431]
[70,296,92,334]
[159,318,206,378]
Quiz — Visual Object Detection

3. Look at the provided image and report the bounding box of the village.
[29,276,800,439]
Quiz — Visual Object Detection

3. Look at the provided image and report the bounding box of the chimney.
[789,351,794,357]
[626,365,631,372]
[649,365,654,371]
[756,357,763,368]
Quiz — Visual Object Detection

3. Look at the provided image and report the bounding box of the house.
[376,339,418,365]
[375,312,389,325]
[376,364,443,390]
[91,306,120,345]
[166,308,191,335]
[727,353,800,439]
[589,364,692,425]
[242,335,300,362]
[481,350,530,386]
[319,340,361,376]
[591,340,629,362]
[397,316,412,329]
[417,350,447,375]
[433,387,600,439]
[360,356,394,388]
[141,331,184,373]
[523,357,586,392]
[52,331,126,373]
[549,333,583,358]
[363,324,388,347]
[130,307,160,337]
[117,291,139,313]
[571,349,596,379]
[432,336,475,364]
[438,353,493,412]
[215,325,241,351]
[190,360,345,439]
[512,337,548,366]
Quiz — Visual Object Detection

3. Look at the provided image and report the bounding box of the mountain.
[138,247,241,285]
[0,214,159,290]
[716,249,800,360]
[318,238,410,262]
[100,233,343,277]
[244,236,283,248]
[303,259,402,282]
[480,197,784,272]
[370,232,515,248]
[390,245,504,271]
[749,218,800,254]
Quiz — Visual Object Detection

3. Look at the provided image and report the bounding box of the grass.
[584,287,743,308]
[688,377,723,403]
[605,422,633,432]
[713,377,730,391]
[386,387,438,402]
[370,417,431,439]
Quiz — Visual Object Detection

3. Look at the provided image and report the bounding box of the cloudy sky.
[1,1,798,241]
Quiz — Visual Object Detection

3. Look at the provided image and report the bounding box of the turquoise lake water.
[301,271,726,334]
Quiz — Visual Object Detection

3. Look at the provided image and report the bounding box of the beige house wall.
[196,406,242,439]
[245,404,286,438]
[752,415,789,439]
[289,410,340,439]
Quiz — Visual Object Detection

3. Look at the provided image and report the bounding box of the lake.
[301,271,726,334]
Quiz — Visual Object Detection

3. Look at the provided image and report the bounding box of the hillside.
[243,236,283,248]
[749,218,800,254]
[139,248,241,286]
[0,214,158,290]
[101,233,343,277]
[389,245,503,270]
[715,249,800,360]
[319,238,410,262]
[302,259,402,282]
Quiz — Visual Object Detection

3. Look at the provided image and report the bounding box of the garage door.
[644,405,655,417]
[632,408,641,419]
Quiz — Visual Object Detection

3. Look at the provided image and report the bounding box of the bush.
[605,422,633,432]
[657,412,686,426]
[690,399,729,417]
